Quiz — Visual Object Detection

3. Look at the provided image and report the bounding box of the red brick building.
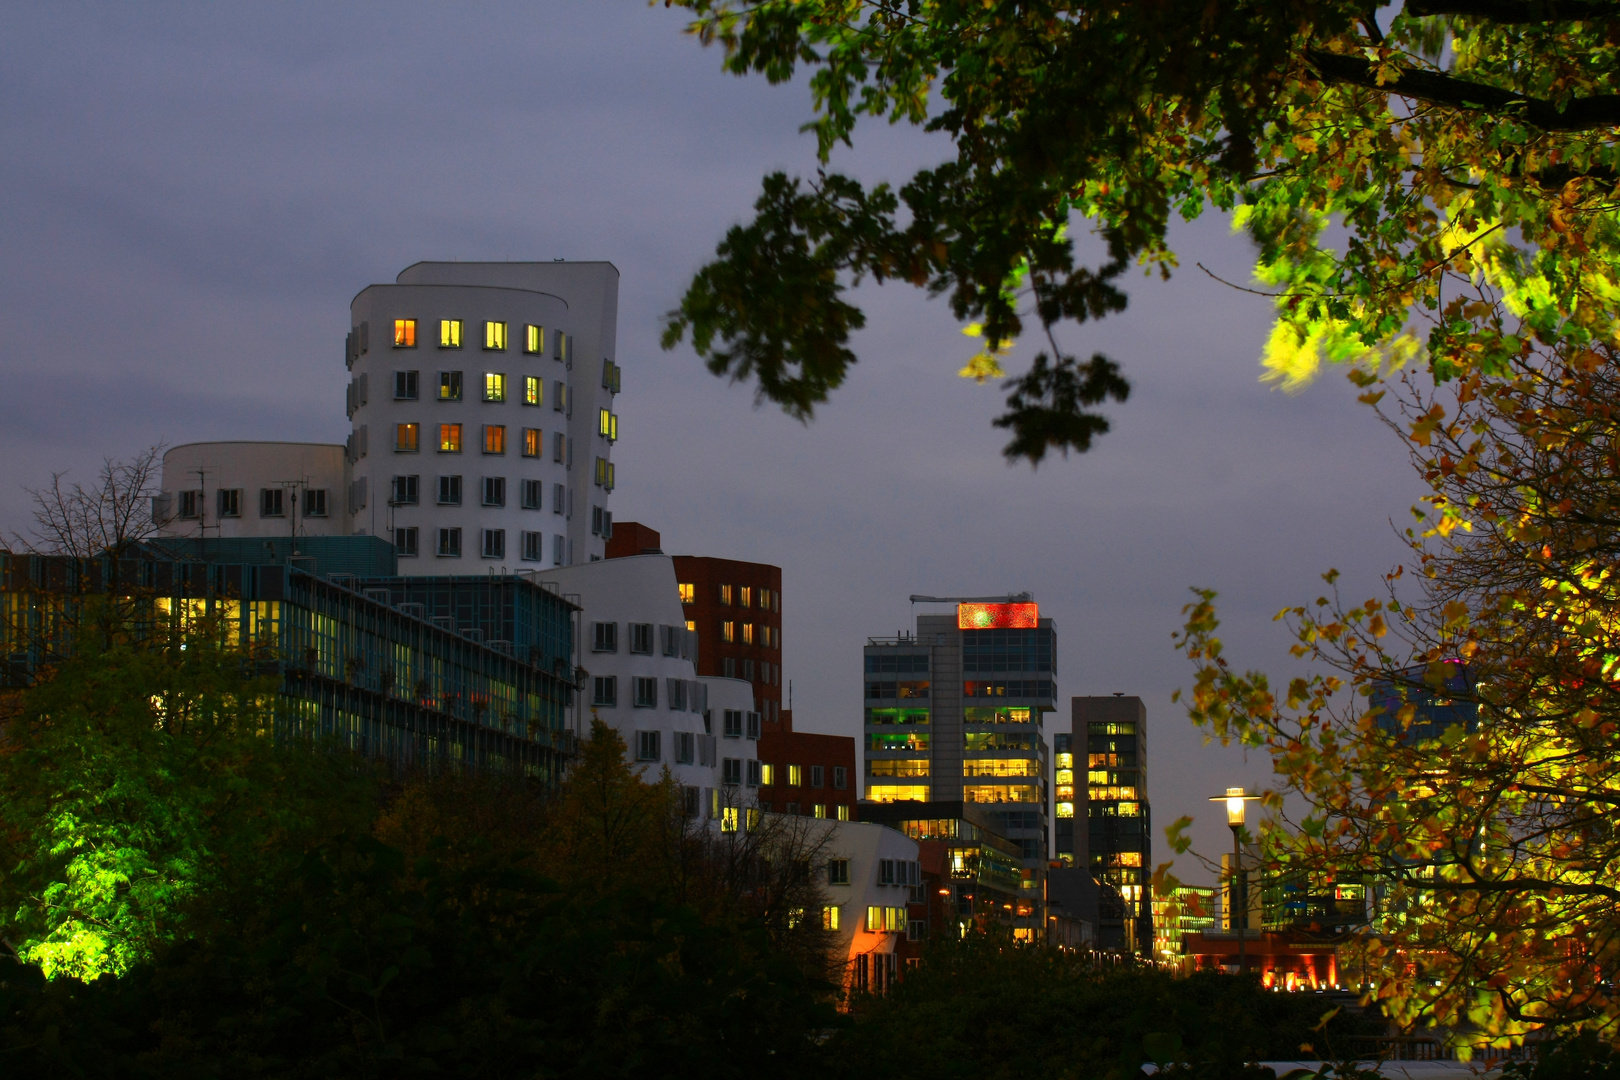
[757,708,857,819]
[605,522,782,720]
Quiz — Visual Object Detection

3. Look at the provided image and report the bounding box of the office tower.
[863,599,1054,903]
[1072,695,1152,954]
[346,261,621,571]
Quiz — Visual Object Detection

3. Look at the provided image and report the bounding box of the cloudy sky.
[1,2,1422,877]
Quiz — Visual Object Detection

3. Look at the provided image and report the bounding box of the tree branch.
[1307,49,1620,131]
[1406,0,1620,21]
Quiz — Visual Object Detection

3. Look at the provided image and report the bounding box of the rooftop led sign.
[957,603,1038,630]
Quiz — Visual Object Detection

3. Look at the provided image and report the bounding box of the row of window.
[385,370,573,412]
[759,763,847,790]
[390,474,566,513]
[635,729,721,765]
[590,621,693,657]
[394,422,568,458]
[720,657,780,686]
[393,526,562,563]
[385,319,567,358]
[766,802,845,820]
[170,487,329,521]
[719,621,779,648]
[675,583,779,611]
[597,675,709,713]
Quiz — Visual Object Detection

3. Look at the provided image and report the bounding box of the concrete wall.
[155,441,348,539]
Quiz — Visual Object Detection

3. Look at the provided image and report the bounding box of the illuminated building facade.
[1154,884,1217,965]
[1069,695,1152,955]
[758,708,857,821]
[857,800,1037,939]
[604,522,784,722]
[862,601,1055,912]
[0,538,579,782]
[347,261,621,571]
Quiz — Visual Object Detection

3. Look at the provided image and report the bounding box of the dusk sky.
[2,2,1423,879]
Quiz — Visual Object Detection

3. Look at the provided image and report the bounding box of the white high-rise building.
[346,261,620,571]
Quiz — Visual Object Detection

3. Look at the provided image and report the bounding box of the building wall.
[1074,694,1152,955]
[347,261,619,572]
[807,819,921,997]
[672,553,782,719]
[863,605,1054,902]
[154,442,349,539]
[530,554,758,808]
[757,708,857,819]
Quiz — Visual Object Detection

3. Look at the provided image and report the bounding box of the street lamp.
[1210,787,1262,976]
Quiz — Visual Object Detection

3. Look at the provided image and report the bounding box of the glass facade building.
[863,603,1055,934]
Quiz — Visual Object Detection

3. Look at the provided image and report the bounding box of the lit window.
[439,319,462,348]
[678,583,694,604]
[394,319,417,347]
[722,621,734,643]
[740,586,753,607]
[787,765,803,787]
[522,427,541,457]
[760,763,775,785]
[720,806,739,833]
[524,376,541,406]
[598,408,618,441]
[813,804,827,819]
[822,906,840,931]
[395,423,419,452]
[685,620,696,632]
[837,804,850,821]
[719,585,733,605]
[439,424,462,452]
[485,321,507,350]
[439,371,462,400]
[483,425,506,454]
[742,623,755,645]
[484,373,506,401]
[525,324,544,354]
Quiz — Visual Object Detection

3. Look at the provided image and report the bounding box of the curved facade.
[154,441,349,539]
[347,262,619,574]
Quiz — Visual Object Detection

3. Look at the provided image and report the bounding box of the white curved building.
[153,441,349,538]
[533,553,759,814]
[346,261,619,573]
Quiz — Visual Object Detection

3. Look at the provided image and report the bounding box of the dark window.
[722,758,742,786]
[259,488,285,518]
[810,765,824,788]
[864,653,930,674]
[394,527,419,557]
[629,623,654,655]
[636,730,661,762]
[593,676,617,707]
[303,489,328,517]
[827,859,850,886]
[216,488,242,518]
[394,370,419,400]
[436,527,461,557]
[391,475,420,506]
[481,528,504,559]
[592,622,617,653]
[833,766,847,790]
[675,732,695,764]
[633,677,658,708]
[481,476,505,507]
[439,371,462,401]
[521,530,543,561]
[723,709,743,738]
[521,479,542,509]
[437,475,462,505]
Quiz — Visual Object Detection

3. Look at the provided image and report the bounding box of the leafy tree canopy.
[1177,333,1620,1044]
[660,0,1620,462]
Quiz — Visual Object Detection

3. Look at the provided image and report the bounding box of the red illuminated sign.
[957,603,1038,629]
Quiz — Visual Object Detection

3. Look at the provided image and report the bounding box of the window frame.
[394,370,419,400]
[439,423,462,453]
[395,422,420,453]
[524,324,544,354]
[483,372,506,402]
[522,427,541,457]
[436,527,462,557]
[481,476,506,507]
[394,319,417,348]
[483,424,506,455]
[523,375,542,406]
[394,526,419,557]
[439,319,463,348]
[481,528,505,560]
[484,321,507,351]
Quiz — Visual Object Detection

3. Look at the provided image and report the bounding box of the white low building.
[531,552,759,817]
[153,441,349,539]
[806,818,922,996]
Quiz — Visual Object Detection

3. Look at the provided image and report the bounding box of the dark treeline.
[0,600,1375,1078]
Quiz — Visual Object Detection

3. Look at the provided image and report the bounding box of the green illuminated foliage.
[0,599,370,980]
[660,0,1620,462]
[1177,331,1620,1045]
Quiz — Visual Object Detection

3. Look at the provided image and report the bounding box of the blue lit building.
[1369,661,1478,743]
[0,536,578,781]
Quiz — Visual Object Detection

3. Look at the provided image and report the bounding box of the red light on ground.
[958,602,1038,629]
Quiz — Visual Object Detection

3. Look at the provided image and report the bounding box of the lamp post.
[1210,787,1261,976]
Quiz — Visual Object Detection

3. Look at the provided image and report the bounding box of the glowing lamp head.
[1211,786,1259,827]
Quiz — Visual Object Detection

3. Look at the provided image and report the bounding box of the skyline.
[0,1,1424,876]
